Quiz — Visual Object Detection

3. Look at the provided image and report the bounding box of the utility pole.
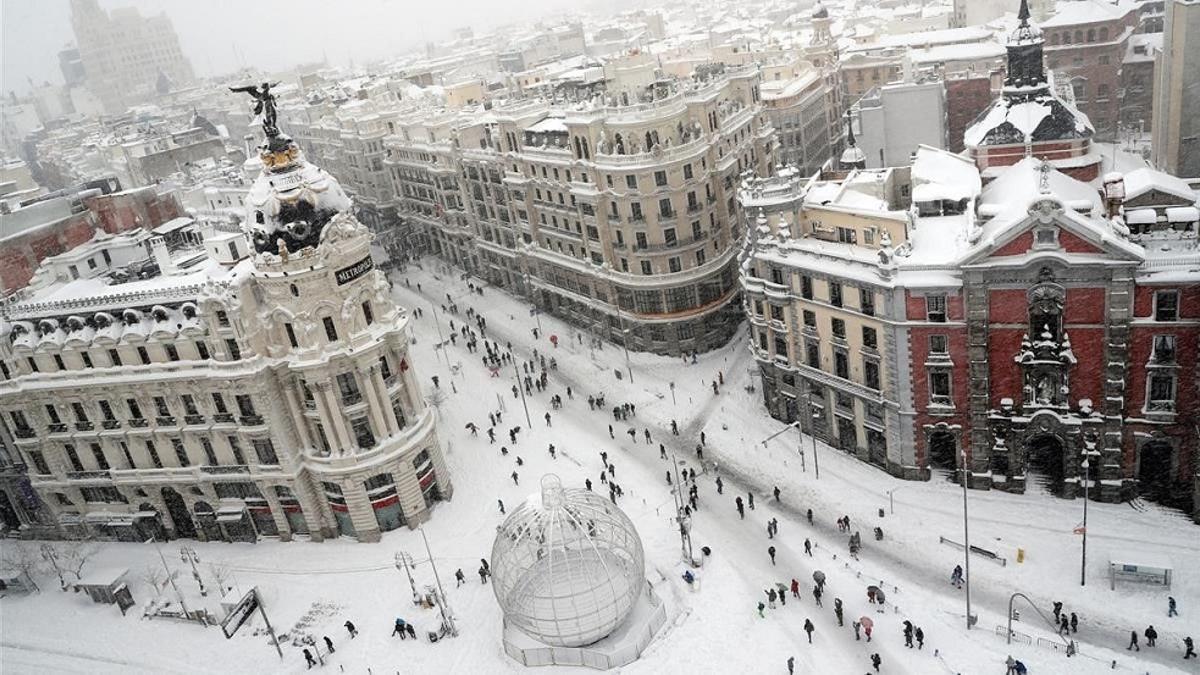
[961,447,973,630]
[395,551,419,603]
[430,301,447,366]
[670,453,695,566]
[804,387,821,480]
[254,588,284,659]
[511,357,532,427]
[1080,458,1090,587]
[419,526,458,637]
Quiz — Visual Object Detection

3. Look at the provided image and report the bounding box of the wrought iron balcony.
[129,418,149,428]
[213,413,235,424]
[101,420,122,430]
[48,423,68,433]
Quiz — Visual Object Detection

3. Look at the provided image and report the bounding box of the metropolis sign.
[335,255,374,285]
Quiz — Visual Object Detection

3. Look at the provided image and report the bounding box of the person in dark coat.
[736,496,745,519]
[768,546,777,565]
[393,617,407,638]
[834,598,844,626]
[303,648,316,668]
[1070,612,1078,633]
[1128,629,1140,651]
[324,635,335,653]
[344,620,357,637]
[870,653,882,672]
[804,539,812,556]
[803,618,815,643]
[1145,625,1157,647]
[787,655,795,674]
[903,620,914,647]
[1184,636,1195,659]
[915,626,924,649]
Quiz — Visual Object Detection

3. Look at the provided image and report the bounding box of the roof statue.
[840,111,867,170]
[230,81,283,146]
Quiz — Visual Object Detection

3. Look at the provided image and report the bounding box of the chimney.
[150,236,177,275]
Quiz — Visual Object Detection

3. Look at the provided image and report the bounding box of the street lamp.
[961,446,974,630]
[803,385,821,480]
[1080,458,1089,587]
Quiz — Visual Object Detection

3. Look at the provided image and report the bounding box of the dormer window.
[1034,227,1058,248]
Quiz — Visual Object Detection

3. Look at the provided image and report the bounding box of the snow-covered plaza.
[1,258,1196,674]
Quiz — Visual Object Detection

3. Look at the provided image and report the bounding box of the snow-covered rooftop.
[1040,0,1137,27]
[1121,167,1197,203]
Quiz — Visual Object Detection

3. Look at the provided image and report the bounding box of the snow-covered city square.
[1,0,1198,673]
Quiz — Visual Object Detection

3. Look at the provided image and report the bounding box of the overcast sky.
[1,0,592,97]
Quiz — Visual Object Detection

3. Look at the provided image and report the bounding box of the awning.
[217,506,246,523]
[1166,206,1199,223]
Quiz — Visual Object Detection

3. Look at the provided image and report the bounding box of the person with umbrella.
[860,616,874,641]
[813,570,826,592]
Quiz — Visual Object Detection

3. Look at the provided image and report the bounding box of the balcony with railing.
[213,413,235,424]
[74,421,94,431]
[48,423,69,433]
[128,417,149,428]
[184,415,206,426]
[67,470,111,481]
[13,427,36,439]
[101,419,122,430]
[240,415,265,427]
[155,416,176,427]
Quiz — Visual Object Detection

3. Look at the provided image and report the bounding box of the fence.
[939,536,1008,566]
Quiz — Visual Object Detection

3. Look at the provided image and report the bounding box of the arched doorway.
[162,487,195,539]
[135,502,166,541]
[1027,435,1065,495]
[194,501,222,541]
[1138,441,1176,505]
[928,430,957,480]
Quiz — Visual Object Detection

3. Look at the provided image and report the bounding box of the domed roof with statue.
[811,1,829,18]
[231,81,352,256]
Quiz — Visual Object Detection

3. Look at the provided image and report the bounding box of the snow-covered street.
[2,257,1196,674]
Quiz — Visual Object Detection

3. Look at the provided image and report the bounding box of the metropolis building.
[0,111,452,543]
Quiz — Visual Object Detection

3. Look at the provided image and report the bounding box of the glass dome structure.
[491,475,645,648]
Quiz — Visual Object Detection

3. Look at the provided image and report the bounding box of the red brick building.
[945,75,995,154]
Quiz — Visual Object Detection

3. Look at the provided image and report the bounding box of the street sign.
[221,588,259,639]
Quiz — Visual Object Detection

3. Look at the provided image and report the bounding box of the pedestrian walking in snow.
[768,546,777,565]
[773,485,781,502]
[671,420,679,435]
[748,493,755,510]
[787,656,795,674]
[303,648,316,669]
[791,578,800,599]
[512,471,519,485]
[696,444,704,460]
[393,618,407,638]
[903,620,914,648]
[701,431,707,446]
[853,621,862,640]
[628,428,637,441]
[406,623,416,639]
[1168,596,1178,617]
[813,586,823,607]
[545,412,552,426]
[488,428,495,443]
[915,626,924,649]
[834,598,844,626]
[344,620,357,637]
[1059,614,1069,634]
[806,508,813,525]
[767,588,777,608]
[455,568,465,587]
[478,567,489,584]
[548,444,556,459]
[1145,625,1157,647]
[516,456,524,466]
[608,424,614,439]
[870,653,881,672]
[1128,629,1140,651]
[767,522,774,539]
[585,478,592,491]
[498,499,505,514]
[1070,612,1078,633]
[716,477,723,493]
[757,602,765,618]
[1053,601,1063,621]
[324,636,335,653]
[1184,636,1195,659]
[644,429,652,444]
[804,539,812,556]
[804,619,815,643]
[778,584,787,606]
[864,621,873,641]
[666,471,672,485]
[736,496,745,519]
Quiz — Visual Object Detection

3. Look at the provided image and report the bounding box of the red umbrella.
[859,616,874,630]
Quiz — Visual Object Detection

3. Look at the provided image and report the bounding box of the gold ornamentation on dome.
[261,144,300,170]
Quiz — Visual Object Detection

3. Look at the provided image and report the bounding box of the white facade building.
[854,80,947,168]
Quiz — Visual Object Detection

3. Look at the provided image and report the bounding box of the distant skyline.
[1,0,589,97]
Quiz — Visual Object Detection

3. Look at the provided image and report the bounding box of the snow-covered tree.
[1,542,43,592]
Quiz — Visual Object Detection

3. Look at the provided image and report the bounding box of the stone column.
[280,381,314,449]
[369,366,398,436]
[316,382,353,452]
[292,475,328,542]
[343,478,381,543]
[360,366,391,441]
[260,484,293,542]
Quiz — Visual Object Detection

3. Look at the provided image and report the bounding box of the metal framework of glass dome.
[491,474,646,648]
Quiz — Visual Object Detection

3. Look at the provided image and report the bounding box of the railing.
[184,415,205,425]
[155,416,176,427]
[200,465,249,475]
[128,418,148,428]
[66,470,111,481]
[213,413,235,424]
[101,420,121,430]
[240,415,265,427]
[74,421,94,431]
[48,423,69,433]
[13,427,35,439]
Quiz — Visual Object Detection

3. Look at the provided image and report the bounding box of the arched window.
[1050,33,1060,45]
[1087,28,1096,42]
[1063,32,1072,44]
[1100,27,1109,41]
[1074,30,1083,43]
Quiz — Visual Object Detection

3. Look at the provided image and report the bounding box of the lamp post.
[180,546,206,596]
[419,526,458,637]
[961,446,973,630]
[1080,458,1089,587]
[804,385,821,480]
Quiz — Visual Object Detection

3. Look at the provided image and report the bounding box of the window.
[392,398,408,430]
[1035,228,1058,246]
[860,290,875,316]
[864,229,875,245]
[1154,290,1179,321]
[225,339,241,360]
[801,276,813,299]
[119,441,134,469]
[1147,372,1176,411]
[253,439,279,465]
[631,203,643,221]
[165,344,179,361]
[926,295,947,322]
[837,227,858,244]
[668,257,681,273]
[201,437,218,465]
[1150,335,1176,363]
[835,350,849,379]
[127,399,143,419]
[90,443,109,470]
[829,282,843,308]
[641,260,652,275]
[64,444,84,472]
[654,170,667,186]
[81,486,124,503]
[212,393,228,414]
[235,394,256,417]
[930,335,948,354]
[181,395,198,416]
[803,310,817,328]
[27,450,51,475]
[658,198,673,217]
[337,372,362,405]
[285,323,298,348]
[664,228,677,246]
[929,371,951,403]
[351,417,376,449]
[380,355,393,380]
[862,326,877,349]
[696,249,706,265]
[626,175,637,189]
[138,346,151,364]
[71,402,89,423]
[81,352,93,368]
[53,354,65,371]
[154,397,170,418]
[806,342,821,368]
[172,438,190,467]
[770,305,784,321]
[362,301,374,325]
[45,404,61,424]
[146,441,163,468]
[323,316,338,341]
[865,361,880,390]
[832,318,846,338]
[683,164,693,179]
[229,436,247,464]
[108,349,122,366]
[27,357,38,373]
[98,400,115,420]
